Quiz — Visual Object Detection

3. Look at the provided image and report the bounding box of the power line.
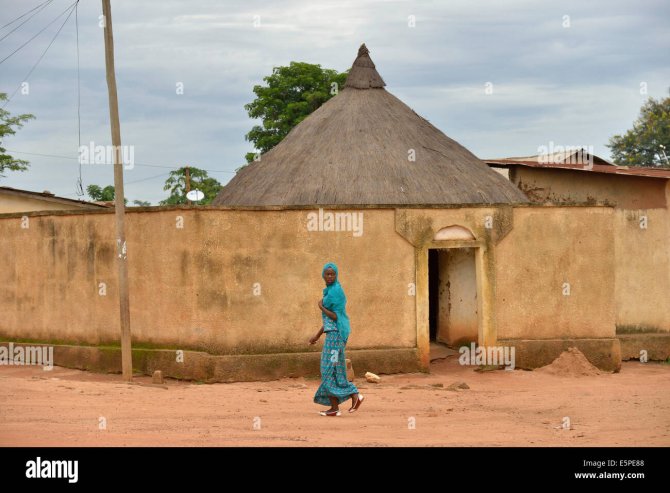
[126,171,172,185]
[0,0,77,66]
[1,1,79,109]
[0,0,53,42]
[4,149,236,174]
[59,171,172,198]
[74,1,83,196]
[0,0,53,31]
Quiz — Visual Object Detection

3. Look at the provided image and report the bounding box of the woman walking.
[309,262,364,416]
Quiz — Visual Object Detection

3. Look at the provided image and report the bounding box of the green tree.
[607,96,670,167]
[132,199,151,206]
[243,62,348,163]
[86,184,127,205]
[0,93,35,178]
[160,167,221,205]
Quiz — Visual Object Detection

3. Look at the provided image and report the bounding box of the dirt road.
[1,356,668,446]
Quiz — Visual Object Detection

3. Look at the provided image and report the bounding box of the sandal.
[348,394,365,413]
[319,409,341,417]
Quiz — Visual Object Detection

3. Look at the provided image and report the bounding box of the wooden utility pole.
[102,0,132,382]
[185,166,191,205]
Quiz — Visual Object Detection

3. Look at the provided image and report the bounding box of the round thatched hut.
[214,44,528,206]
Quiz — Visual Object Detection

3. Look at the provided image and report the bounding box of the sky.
[1,0,669,204]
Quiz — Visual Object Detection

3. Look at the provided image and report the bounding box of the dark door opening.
[428,249,439,341]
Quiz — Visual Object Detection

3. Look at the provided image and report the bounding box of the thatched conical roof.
[344,43,386,89]
[214,44,529,206]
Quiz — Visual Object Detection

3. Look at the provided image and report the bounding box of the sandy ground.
[1,355,669,447]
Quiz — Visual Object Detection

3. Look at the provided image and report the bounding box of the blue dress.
[313,262,359,406]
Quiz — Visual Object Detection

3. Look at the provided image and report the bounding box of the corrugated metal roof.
[486,154,670,179]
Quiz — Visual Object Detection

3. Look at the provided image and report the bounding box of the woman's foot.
[319,408,341,417]
[348,394,365,413]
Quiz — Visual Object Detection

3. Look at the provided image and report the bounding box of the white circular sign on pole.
[186,189,205,202]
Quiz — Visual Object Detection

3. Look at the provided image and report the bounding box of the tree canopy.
[160,166,221,205]
[607,96,670,167]
[0,92,35,178]
[86,184,128,205]
[243,62,348,163]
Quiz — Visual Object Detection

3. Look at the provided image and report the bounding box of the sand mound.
[535,347,602,377]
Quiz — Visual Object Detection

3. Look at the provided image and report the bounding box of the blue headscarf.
[322,262,351,341]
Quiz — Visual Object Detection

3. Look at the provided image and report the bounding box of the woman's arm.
[318,299,337,321]
[309,326,324,345]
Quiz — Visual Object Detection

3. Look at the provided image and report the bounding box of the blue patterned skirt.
[313,330,359,406]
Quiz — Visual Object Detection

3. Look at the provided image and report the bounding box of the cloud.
[1,0,668,203]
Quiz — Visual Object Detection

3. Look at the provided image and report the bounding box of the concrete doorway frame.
[415,235,496,369]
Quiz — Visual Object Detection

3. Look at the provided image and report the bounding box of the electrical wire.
[0,0,55,45]
[1,1,79,109]
[0,0,78,66]
[74,0,83,196]
[126,171,172,185]
[4,149,236,174]
[59,171,174,199]
[0,0,53,31]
